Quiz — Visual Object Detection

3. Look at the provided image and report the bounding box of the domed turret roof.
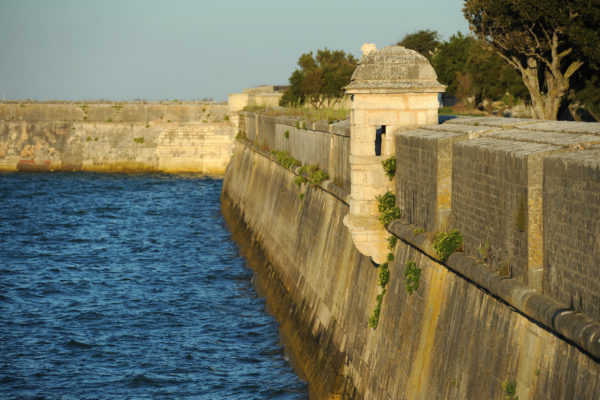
[345,46,445,93]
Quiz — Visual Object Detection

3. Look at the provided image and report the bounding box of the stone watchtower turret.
[343,45,445,264]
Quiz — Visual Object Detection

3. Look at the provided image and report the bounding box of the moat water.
[0,173,308,399]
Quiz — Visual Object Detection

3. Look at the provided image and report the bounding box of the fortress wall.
[238,111,600,325]
[394,117,600,316]
[222,138,600,400]
[0,103,235,173]
[239,112,351,188]
[0,102,229,123]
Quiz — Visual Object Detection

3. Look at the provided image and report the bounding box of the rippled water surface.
[0,173,307,399]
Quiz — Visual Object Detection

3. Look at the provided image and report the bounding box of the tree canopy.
[463,0,600,120]
[279,49,357,107]
[397,30,440,62]
[401,30,527,107]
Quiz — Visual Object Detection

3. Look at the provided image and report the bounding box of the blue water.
[0,173,308,399]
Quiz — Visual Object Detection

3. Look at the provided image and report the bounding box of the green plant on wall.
[295,175,307,187]
[368,289,386,329]
[378,262,390,287]
[310,168,328,185]
[404,261,421,294]
[433,230,463,262]
[387,235,398,250]
[284,130,290,139]
[369,236,397,329]
[382,157,397,181]
[376,192,401,226]
[270,150,301,169]
[478,242,491,263]
[502,378,518,400]
[133,137,144,144]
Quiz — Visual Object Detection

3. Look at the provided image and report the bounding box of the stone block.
[395,129,467,231]
[351,94,408,110]
[452,138,563,288]
[543,149,600,320]
[366,111,400,126]
[406,94,439,110]
[351,125,376,141]
[351,139,377,156]
[349,199,378,216]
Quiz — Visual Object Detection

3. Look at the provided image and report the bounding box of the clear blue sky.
[0,0,469,101]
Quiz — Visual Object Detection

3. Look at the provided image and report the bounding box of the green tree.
[431,32,476,99]
[280,48,357,107]
[430,32,527,107]
[397,29,440,62]
[465,41,529,104]
[463,0,600,120]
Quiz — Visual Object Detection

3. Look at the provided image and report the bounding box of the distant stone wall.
[394,117,600,319]
[0,103,235,173]
[239,112,351,189]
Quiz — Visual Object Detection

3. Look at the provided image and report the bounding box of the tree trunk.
[517,57,567,120]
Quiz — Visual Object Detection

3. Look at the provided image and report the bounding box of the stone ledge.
[387,218,600,360]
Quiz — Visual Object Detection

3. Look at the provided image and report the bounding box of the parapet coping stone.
[421,123,498,138]
[516,120,600,136]
[486,129,600,148]
[544,148,600,168]
[444,116,538,127]
[456,137,563,156]
[387,218,600,361]
[396,128,467,140]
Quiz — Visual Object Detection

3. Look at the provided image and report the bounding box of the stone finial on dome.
[361,43,377,57]
[345,46,446,94]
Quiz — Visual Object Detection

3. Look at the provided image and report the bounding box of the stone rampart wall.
[0,102,229,123]
[240,112,351,188]
[394,117,600,320]
[222,139,600,399]
[0,103,235,173]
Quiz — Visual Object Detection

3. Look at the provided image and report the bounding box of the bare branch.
[564,60,584,80]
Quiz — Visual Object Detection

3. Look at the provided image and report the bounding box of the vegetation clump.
[309,168,328,186]
[387,236,398,250]
[133,137,144,144]
[376,192,401,226]
[270,150,300,169]
[502,378,517,400]
[382,157,397,181]
[433,230,463,262]
[369,236,398,329]
[368,290,386,329]
[294,175,307,187]
[404,261,421,295]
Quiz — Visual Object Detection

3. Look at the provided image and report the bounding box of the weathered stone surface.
[543,150,600,321]
[395,129,467,232]
[452,138,562,288]
[223,141,600,400]
[0,103,235,173]
[345,46,446,93]
[237,113,352,190]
